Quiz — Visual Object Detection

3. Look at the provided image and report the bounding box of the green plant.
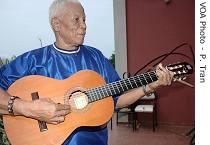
[0,56,16,145]
[0,116,10,145]
[109,52,115,68]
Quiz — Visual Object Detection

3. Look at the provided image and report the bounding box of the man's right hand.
[14,98,71,125]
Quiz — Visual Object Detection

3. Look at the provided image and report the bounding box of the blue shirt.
[0,43,120,145]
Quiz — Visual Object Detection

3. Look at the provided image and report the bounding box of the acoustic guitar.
[3,62,193,145]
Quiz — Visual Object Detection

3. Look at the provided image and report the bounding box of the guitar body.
[3,70,114,145]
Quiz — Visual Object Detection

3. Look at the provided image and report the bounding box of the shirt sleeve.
[0,53,30,90]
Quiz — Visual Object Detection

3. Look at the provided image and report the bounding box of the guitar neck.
[86,71,158,103]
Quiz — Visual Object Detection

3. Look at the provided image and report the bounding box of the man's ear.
[51,17,60,31]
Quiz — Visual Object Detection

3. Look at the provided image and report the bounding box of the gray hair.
[49,0,80,24]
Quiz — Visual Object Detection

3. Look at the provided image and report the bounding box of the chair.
[134,92,157,132]
[115,71,137,131]
[116,103,137,131]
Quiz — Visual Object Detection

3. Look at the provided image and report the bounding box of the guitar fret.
[97,88,103,100]
[119,80,125,92]
[130,77,137,88]
[114,82,120,94]
[145,72,152,83]
[103,86,109,96]
[87,90,95,102]
[116,81,124,92]
[86,90,91,101]
[131,77,138,88]
[91,89,96,101]
[140,74,147,85]
[86,90,91,102]
[107,84,112,96]
[102,87,108,97]
[148,72,154,82]
[100,86,105,97]
[111,84,116,95]
[112,83,116,94]
[148,72,153,82]
[151,71,158,81]
[143,74,148,83]
[123,79,129,90]
[128,78,133,89]
[94,89,100,101]
[120,80,127,91]
[137,75,143,86]
[90,91,94,102]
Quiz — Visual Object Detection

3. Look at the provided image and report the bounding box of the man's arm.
[0,87,11,114]
[116,63,173,108]
[0,87,70,124]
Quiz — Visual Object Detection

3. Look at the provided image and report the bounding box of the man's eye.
[75,18,79,21]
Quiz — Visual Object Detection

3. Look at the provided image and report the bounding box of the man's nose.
[80,21,86,29]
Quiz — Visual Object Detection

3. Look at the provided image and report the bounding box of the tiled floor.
[108,114,194,145]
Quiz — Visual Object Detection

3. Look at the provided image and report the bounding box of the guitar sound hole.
[65,90,89,110]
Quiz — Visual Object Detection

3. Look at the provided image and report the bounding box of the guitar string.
[63,66,184,102]
[53,70,155,104]
[63,68,182,103]
[87,71,157,97]
[91,71,157,92]
[66,66,183,102]
[86,71,158,102]
[53,68,181,103]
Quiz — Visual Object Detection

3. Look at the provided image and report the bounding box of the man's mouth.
[77,33,86,37]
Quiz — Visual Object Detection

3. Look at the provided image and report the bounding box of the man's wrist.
[7,96,20,115]
[146,84,156,94]
[13,99,31,116]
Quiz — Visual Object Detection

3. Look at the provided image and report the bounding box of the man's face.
[54,2,86,47]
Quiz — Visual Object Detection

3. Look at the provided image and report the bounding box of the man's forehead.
[65,2,84,13]
[62,2,85,18]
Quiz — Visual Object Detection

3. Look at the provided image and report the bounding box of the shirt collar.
[53,43,80,54]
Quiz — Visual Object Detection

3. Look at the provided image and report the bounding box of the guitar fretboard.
[86,71,158,103]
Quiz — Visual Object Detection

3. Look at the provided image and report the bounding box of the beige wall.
[113,0,127,78]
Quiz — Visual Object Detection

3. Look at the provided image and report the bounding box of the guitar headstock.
[166,62,193,81]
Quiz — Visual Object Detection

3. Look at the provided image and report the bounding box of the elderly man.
[0,0,173,144]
